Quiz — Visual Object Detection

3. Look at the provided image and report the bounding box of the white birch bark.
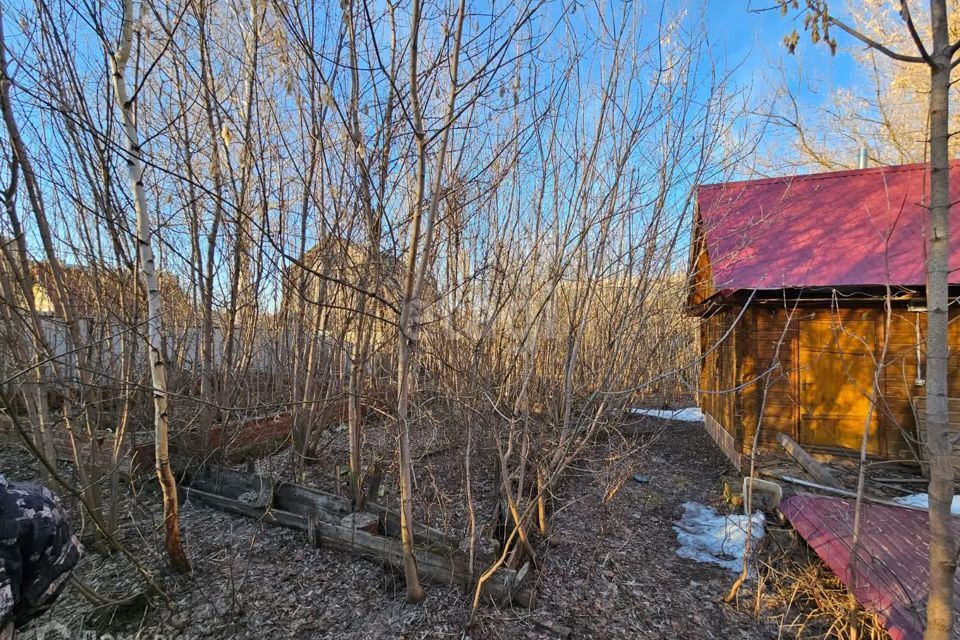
[110,0,190,573]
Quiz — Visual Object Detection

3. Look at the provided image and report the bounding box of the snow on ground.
[894,493,960,515]
[673,501,765,573]
[629,407,705,422]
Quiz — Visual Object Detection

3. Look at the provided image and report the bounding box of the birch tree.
[110,0,190,573]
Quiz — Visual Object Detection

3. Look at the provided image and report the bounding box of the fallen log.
[775,433,841,489]
[280,478,455,550]
[182,468,535,607]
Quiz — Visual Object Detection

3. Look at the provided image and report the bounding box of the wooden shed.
[687,161,960,470]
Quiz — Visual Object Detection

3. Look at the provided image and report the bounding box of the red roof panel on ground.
[780,494,960,640]
[697,162,960,291]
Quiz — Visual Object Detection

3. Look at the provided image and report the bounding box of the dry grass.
[753,527,889,640]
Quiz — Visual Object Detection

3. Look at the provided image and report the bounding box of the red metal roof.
[780,494,960,640]
[697,161,960,291]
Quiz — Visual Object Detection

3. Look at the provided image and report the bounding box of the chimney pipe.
[858,147,868,169]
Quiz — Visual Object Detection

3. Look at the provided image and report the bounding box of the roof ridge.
[699,160,959,192]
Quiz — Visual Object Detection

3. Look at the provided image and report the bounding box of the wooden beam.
[188,466,458,552]
[182,478,535,607]
[776,433,842,489]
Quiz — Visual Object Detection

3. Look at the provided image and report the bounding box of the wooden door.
[798,317,880,454]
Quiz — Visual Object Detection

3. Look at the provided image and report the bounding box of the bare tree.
[0,0,751,622]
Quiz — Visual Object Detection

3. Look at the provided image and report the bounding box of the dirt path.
[1,416,778,639]
[502,417,778,639]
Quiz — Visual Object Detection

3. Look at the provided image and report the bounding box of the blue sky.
[705,0,860,110]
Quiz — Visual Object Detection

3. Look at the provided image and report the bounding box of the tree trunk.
[924,4,956,638]
[396,127,426,596]
[345,0,370,510]
[111,0,190,573]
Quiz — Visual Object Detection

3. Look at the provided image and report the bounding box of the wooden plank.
[756,414,799,432]
[775,477,952,514]
[736,311,757,450]
[278,482,456,553]
[776,432,842,488]
[703,411,743,471]
[913,396,960,414]
[183,486,534,607]
[190,466,458,552]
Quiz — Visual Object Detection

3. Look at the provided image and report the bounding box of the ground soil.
[1,415,786,639]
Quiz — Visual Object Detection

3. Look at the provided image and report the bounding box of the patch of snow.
[628,407,704,422]
[673,501,765,573]
[893,493,960,515]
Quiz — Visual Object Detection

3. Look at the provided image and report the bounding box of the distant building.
[27,261,190,320]
[283,238,437,353]
[0,255,195,381]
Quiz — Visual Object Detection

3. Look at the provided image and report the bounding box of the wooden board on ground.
[775,432,841,489]
[183,466,534,607]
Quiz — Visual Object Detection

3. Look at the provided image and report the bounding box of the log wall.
[698,309,740,458]
[699,300,960,464]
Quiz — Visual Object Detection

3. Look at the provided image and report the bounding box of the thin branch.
[828,15,926,64]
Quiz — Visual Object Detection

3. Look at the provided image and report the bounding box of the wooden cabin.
[687,161,960,470]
